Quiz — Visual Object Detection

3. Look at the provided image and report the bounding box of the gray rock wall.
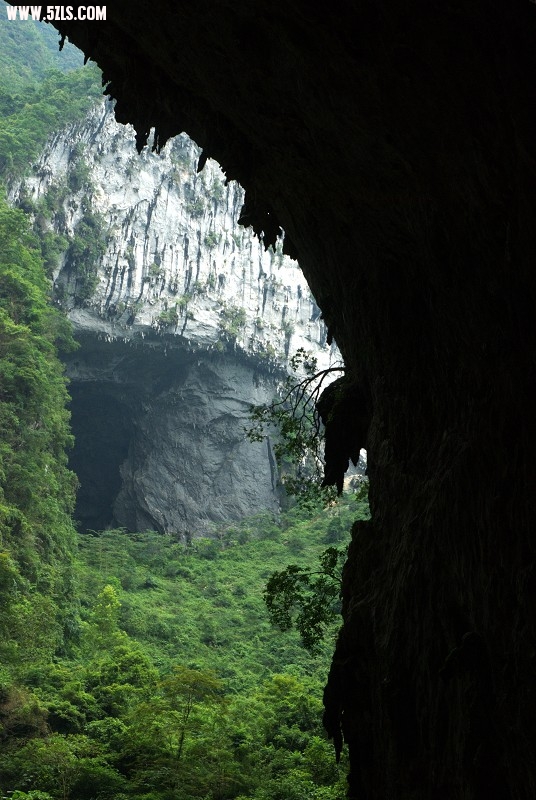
[66,335,282,535]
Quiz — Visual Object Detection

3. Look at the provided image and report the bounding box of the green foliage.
[88,584,122,639]
[67,154,91,194]
[218,304,247,345]
[3,733,116,800]
[0,65,102,181]
[39,231,69,276]
[124,667,228,794]
[247,349,345,500]
[0,38,101,304]
[210,179,225,204]
[204,230,221,249]
[34,179,69,224]
[0,489,364,799]
[147,262,163,279]
[0,15,83,93]
[156,306,179,328]
[74,503,354,681]
[177,293,192,309]
[250,340,278,367]
[264,548,345,655]
[186,197,205,218]
[0,195,78,668]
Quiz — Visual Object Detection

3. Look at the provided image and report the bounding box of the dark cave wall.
[46,2,536,797]
[69,385,133,531]
[65,336,282,536]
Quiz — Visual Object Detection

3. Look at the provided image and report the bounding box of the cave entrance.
[63,334,195,534]
[63,335,282,537]
[68,384,133,532]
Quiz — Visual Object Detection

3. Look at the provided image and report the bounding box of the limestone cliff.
[11,101,337,535]
[16,100,329,362]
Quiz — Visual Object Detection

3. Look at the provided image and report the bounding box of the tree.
[247,349,371,653]
[89,584,121,638]
[84,641,158,717]
[263,547,345,655]
[5,734,107,800]
[247,348,344,501]
[124,666,230,795]
[228,674,348,800]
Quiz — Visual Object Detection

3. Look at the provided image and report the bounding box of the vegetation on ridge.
[0,64,102,181]
[0,14,83,92]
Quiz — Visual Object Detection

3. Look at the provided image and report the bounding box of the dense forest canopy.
[0,16,367,800]
[0,13,82,90]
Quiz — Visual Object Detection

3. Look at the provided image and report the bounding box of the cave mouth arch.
[64,334,283,536]
[68,383,133,532]
[64,334,194,535]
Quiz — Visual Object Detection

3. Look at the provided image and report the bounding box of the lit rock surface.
[19,101,330,362]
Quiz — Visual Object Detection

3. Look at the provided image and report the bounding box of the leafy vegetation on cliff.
[63,207,107,302]
[0,15,100,182]
[0,193,79,677]
[0,64,102,181]
[0,26,107,315]
[0,14,82,91]
[247,348,346,499]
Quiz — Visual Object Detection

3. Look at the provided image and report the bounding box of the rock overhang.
[38,3,536,796]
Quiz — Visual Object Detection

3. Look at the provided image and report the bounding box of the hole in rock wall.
[65,336,195,534]
[68,385,133,531]
[64,336,282,537]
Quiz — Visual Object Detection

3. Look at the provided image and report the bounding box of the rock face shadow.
[66,335,281,536]
[69,384,133,531]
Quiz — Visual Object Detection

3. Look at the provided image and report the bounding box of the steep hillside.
[0,14,82,91]
[0,492,370,800]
